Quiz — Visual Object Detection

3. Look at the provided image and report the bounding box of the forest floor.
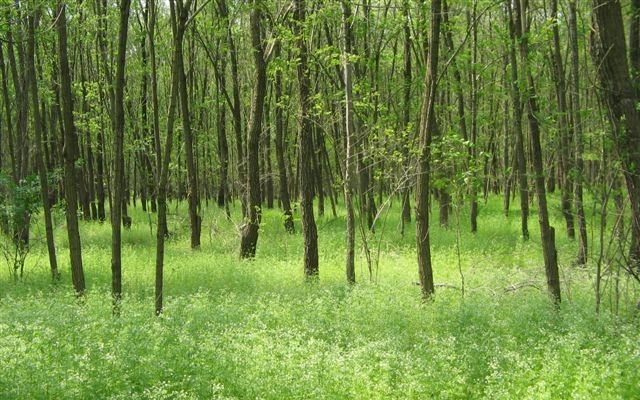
[0,195,639,399]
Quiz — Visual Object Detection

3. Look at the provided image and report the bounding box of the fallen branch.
[503,280,543,293]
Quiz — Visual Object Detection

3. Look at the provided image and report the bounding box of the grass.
[0,195,639,399]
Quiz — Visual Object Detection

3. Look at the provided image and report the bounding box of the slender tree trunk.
[568,0,587,264]
[274,43,294,233]
[240,0,267,258]
[264,102,275,210]
[155,14,179,316]
[147,0,163,228]
[111,0,132,306]
[550,0,574,239]
[342,0,356,284]
[79,52,98,220]
[469,4,479,234]
[170,0,201,249]
[0,43,17,185]
[216,59,230,216]
[7,10,29,184]
[503,94,512,217]
[515,0,561,304]
[400,0,412,235]
[217,0,246,215]
[416,0,442,299]
[27,12,59,280]
[295,0,319,277]
[56,1,85,295]
[506,3,529,240]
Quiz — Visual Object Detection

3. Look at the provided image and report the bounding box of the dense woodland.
[1,0,640,304]
[1,0,640,397]
[2,0,640,308]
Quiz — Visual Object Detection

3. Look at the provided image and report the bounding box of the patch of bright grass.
[0,196,638,399]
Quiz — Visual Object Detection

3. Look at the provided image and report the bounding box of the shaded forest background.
[1,0,640,314]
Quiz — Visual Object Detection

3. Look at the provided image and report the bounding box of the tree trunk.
[295,0,319,278]
[240,0,267,259]
[111,0,132,306]
[515,0,561,304]
[27,12,59,280]
[469,4,479,234]
[342,0,357,284]
[568,0,587,264]
[56,1,85,295]
[415,0,442,299]
[274,43,294,233]
[592,0,640,267]
[550,0,574,240]
[506,2,529,240]
[171,0,201,249]
[217,0,246,216]
[155,0,179,315]
[216,58,230,216]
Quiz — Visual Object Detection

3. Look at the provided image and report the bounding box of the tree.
[591,0,640,270]
[26,9,58,280]
[111,0,133,306]
[415,0,442,298]
[294,0,319,277]
[505,0,529,241]
[342,0,356,284]
[274,42,295,233]
[170,0,201,249]
[513,0,560,304]
[56,0,85,295]
[155,0,180,315]
[400,0,413,235]
[549,0,574,240]
[568,0,587,265]
[240,0,268,259]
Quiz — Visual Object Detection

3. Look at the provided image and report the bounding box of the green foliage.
[0,173,41,279]
[0,197,638,399]
[0,173,41,230]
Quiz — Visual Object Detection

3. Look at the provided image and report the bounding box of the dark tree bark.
[263,100,275,210]
[147,0,163,227]
[217,0,246,215]
[170,0,201,249]
[240,0,267,258]
[79,51,98,220]
[155,0,179,315]
[295,0,319,278]
[469,5,479,234]
[502,93,511,216]
[550,0,574,240]
[441,0,466,230]
[139,12,156,214]
[7,9,29,184]
[415,0,442,299]
[631,0,640,88]
[400,0,412,235]
[273,43,294,233]
[111,0,133,306]
[95,0,111,223]
[506,2,529,240]
[0,43,17,184]
[216,57,230,216]
[27,12,59,280]
[592,0,640,267]
[342,0,356,284]
[515,0,561,304]
[568,0,587,264]
[56,1,85,295]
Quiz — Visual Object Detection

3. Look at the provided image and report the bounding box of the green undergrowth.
[0,196,638,399]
